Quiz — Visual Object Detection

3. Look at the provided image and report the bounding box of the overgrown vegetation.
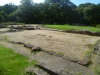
[0,45,36,75]
[96,25,100,28]
[74,72,82,75]
[0,22,25,25]
[84,50,90,56]
[44,25,100,32]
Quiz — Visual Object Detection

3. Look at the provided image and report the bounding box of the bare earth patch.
[0,29,99,60]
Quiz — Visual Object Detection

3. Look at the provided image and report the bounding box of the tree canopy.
[0,0,100,26]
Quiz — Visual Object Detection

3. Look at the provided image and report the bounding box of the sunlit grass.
[44,25,100,32]
[0,45,36,75]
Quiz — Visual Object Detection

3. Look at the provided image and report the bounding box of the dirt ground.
[0,28,100,60]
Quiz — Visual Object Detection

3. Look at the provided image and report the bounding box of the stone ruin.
[8,25,40,32]
[8,40,100,75]
[65,29,100,36]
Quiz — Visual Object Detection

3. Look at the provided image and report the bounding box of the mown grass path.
[44,25,100,32]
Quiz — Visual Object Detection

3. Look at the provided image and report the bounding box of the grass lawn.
[44,25,100,32]
[0,45,36,75]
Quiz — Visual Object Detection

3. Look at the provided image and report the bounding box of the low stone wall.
[12,26,35,30]
[40,27,100,36]
[9,25,41,31]
[65,30,100,36]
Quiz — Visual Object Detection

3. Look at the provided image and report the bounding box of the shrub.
[1,22,25,25]
[0,25,6,28]
[0,15,5,22]
[96,25,100,28]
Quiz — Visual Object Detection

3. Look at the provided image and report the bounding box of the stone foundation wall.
[65,30,100,36]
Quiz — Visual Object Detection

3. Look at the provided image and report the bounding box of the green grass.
[0,45,36,75]
[44,25,100,32]
[94,63,100,75]
[85,50,90,55]
[74,72,82,75]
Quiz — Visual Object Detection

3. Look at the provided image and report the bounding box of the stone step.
[25,63,73,75]
[25,66,50,75]
[37,62,73,75]
[37,64,59,75]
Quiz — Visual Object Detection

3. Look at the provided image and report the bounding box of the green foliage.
[0,25,6,28]
[83,4,100,24]
[0,15,5,22]
[2,3,18,15]
[0,45,36,75]
[96,25,100,28]
[18,0,34,23]
[31,60,37,67]
[74,72,82,75]
[85,50,90,55]
[0,11,7,22]
[87,44,94,49]
[0,1,100,24]
[1,22,25,25]
[44,25,100,32]
[3,36,8,41]
[66,69,70,73]
[8,13,17,22]
[76,3,100,25]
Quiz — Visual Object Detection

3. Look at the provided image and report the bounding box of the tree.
[44,0,76,8]
[44,0,77,24]
[18,0,34,23]
[0,15,5,22]
[1,0,100,25]
[8,11,17,22]
[0,11,7,22]
[2,3,18,15]
[83,4,100,24]
[76,3,93,24]
[0,6,2,12]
